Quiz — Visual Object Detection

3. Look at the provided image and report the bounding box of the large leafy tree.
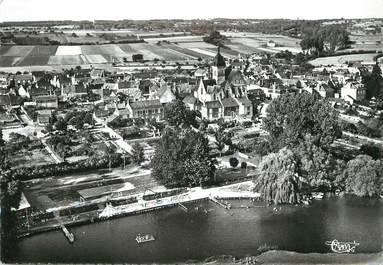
[131,142,144,164]
[164,99,197,128]
[151,128,215,187]
[340,155,383,197]
[263,93,341,151]
[215,128,232,157]
[363,62,383,100]
[253,148,302,205]
[294,136,345,191]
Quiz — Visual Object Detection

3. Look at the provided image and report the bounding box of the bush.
[241,162,247,169]
[257,243,278,254]
[229,157,239,168]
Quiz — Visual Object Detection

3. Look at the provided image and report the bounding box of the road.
[41,138,63,163]
[343,131,383,145]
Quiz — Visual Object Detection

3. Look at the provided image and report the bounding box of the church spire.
[213,46,225,67]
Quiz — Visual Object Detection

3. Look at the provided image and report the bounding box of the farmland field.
[82,54,108,64]
[18,55,51,66]
[348,34,383,52]
[0,46,12,55]
[55,46,82,55]
[48,55,85,65]
[2,46,34,56]
[81,45,106,55]
[100,44,126,56]
[29,46,58,56]
[0,32,303,68]
[145,35,203,44]
[0,56,23,67]
[309,53,378,66]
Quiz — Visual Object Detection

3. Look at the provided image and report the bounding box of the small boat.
[135,234,155,243]
[312,192,324,200]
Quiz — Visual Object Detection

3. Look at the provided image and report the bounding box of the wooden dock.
[178,203,188,212]
[54,211,75,243]
[60,224,75,243]
[209,197,231,209]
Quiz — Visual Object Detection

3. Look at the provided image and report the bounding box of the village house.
[36,109,53,125]
[341,82,366,104]
[309,82,335,98]
[150,84,176,104]
[90,69,105,80]
[35,95,59,108]
[127,99,164,121]
[0,94,21,110]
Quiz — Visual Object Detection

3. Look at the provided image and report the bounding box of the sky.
[0,0,382,22]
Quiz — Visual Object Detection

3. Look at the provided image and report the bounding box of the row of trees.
[300,24,350,55]
[11,153,123,181]
[0,129,22,261]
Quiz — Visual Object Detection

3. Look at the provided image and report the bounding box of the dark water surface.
[11,196,383,263]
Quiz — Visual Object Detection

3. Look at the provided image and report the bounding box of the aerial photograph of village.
[0,0,382,264]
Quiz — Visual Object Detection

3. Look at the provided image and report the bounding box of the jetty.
[53,211,75,243]
[60,224,75,243]
[209,197,231,209]
[178,203,188,212]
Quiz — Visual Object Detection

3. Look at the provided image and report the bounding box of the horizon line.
[1,17,383,24]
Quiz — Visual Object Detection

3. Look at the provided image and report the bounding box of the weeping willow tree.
[253,148,301,205]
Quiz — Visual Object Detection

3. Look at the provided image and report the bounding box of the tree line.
[254,92,383,204]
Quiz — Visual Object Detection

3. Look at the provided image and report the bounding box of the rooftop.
[130,99,162,109]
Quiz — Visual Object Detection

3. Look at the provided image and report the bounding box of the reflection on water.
[11,196,383,263]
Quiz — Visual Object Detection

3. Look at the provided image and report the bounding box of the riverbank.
[17,181,260,239]
[5,250,381,264]
[191,251,383,265]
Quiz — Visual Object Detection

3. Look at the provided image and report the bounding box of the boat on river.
[135,234,155,243]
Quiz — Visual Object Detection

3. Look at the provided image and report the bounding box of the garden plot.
[9,147,55,169]
[3,46,34,57]
[48,55,85,65]
[55,45,82,55]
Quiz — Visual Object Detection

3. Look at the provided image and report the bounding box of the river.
[10,196,383,263]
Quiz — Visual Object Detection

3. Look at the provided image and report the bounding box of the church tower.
[211,47,226,85]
